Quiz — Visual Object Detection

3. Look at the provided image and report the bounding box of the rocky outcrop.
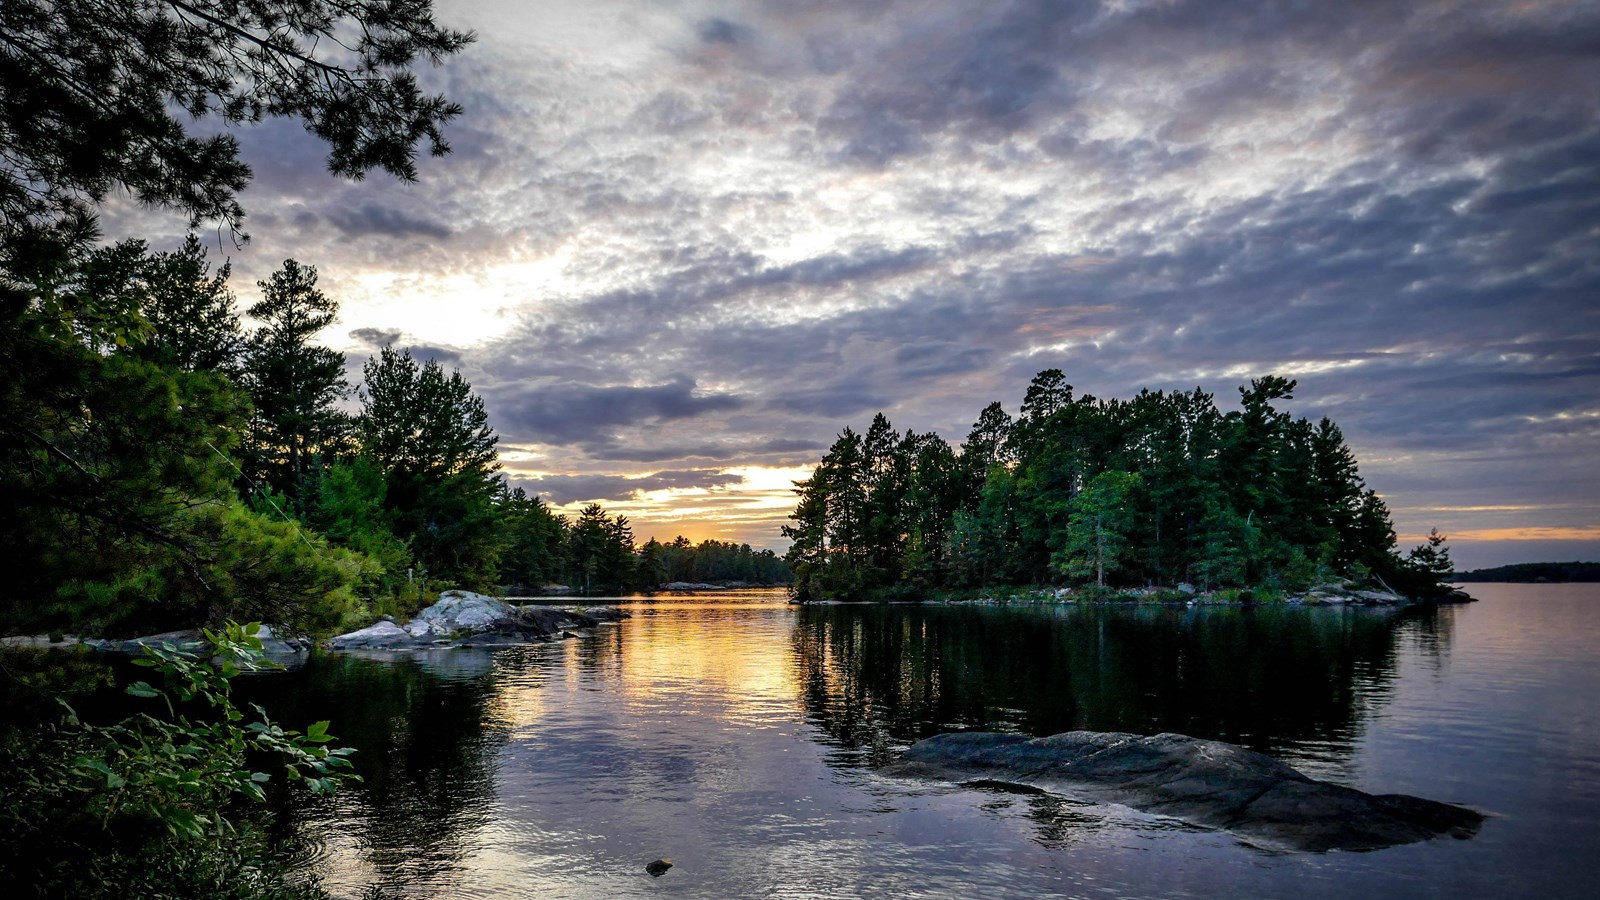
[327,591,628,651]
[884,730,1483,852]
[661,581,726,591]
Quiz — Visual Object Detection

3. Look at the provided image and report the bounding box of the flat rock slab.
[884,731,1483,852]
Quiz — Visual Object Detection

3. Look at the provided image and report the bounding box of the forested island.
[783,371,1456,603]
[1452,562,1600,583]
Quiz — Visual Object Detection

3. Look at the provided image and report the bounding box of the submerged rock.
[645,858,673,877]
[884,731,1483,852]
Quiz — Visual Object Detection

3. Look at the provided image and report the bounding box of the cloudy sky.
[115,0,1599,568]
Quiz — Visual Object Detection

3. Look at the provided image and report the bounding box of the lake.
[248,584,1600,898]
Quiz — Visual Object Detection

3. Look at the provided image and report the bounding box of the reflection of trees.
[793,604,1442,767]
[240,653,509,889]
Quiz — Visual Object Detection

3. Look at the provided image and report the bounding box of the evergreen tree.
[1055,471,1142,587]
[240,259,348,508]
[132,235,244,376]
[357,346,501,588]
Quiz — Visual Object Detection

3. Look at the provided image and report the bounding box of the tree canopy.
[0,0,473,255]
[786,369,1455,601]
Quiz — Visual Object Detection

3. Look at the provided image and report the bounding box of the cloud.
[512,469,746,505]
[325,203,453,240]
[486,377,747,447]
[98,0,1600,555]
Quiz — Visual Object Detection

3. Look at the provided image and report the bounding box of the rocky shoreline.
[923,580,1476,608]
[0,591,627,659]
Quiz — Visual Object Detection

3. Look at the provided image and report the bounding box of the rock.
[645,859,673,877]
[254,624,311,655]
[408,590,515,636]
[663,581,724,591]
[1176,582,1196,594]
[0,634,83,649]
[575,606,628,623]
[328,620,417,650]
[883,730,1483,852]
[327,596,630,651]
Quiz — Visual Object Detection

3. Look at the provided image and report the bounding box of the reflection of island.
[241,653,510,891]
[791,603,1446,771]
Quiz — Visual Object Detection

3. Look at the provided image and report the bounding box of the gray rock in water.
[328,595,632,651]
[645,858,673,877]
[328,620,416,650]
[407,590,515,637]
[884,731,1483,852]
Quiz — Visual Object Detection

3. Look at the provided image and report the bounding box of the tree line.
[784,370,1454,600]
[0,234,788,638]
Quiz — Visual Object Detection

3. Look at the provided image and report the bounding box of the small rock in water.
[645,858,673,877]
[561,630,578,639]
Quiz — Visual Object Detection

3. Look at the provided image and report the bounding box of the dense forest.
[1,237,786,638]
[1452,562,1600,583]
[784,371,1454,601]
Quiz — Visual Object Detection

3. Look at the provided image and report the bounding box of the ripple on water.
[272,585,1600,899]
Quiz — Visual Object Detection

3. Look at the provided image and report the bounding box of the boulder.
[328,620,418,650]
[328,596,630,651]
[406,590,514,637]
[884,730,1483,852]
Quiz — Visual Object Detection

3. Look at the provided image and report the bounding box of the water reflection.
[245,595,1492,897]
[242,653,510,892]
[791,603,1436,774]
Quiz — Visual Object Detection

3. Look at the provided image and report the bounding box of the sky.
[110,0,1599,569]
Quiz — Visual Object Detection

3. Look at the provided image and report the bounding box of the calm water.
[247,584,1600,898]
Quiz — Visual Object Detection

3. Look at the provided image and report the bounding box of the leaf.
[306,720,331,742]
[125,681,160,699]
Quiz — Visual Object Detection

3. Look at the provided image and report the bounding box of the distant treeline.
[785,370,1455,600]
[1452,562,1600,583]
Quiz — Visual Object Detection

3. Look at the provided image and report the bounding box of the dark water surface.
[249,584,1600,898]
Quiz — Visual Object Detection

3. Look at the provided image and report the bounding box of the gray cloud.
[512,469,746,505]
[486,377,747,447]
[101,0,1600,558]
[326,202,453,240]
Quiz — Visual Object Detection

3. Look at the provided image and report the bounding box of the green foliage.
[241,259,351,509]
[657,536,791,587]
[1054,470,1142,587]
[1,0,472,250]
[787,370,1443,599]
[497,487,569,591]
[0,623,356,898]
[358,346,502,588]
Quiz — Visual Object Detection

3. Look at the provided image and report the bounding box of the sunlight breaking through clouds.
[103,0,1600,566]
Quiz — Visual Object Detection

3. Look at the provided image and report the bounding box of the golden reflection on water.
[483,594,804,738]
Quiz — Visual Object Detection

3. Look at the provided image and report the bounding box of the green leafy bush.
[0,623,358,898]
